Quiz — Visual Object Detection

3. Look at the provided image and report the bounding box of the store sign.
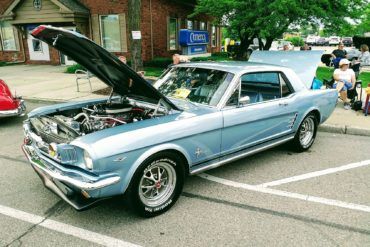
[179,30,209,46]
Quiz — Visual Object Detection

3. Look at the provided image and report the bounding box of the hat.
[339,59,350,66]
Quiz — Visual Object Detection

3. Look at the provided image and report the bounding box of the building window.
[0,21,17,51]
[168,17,178,50]
[211,25,217,47]
[200,22,206,30]
[187,20,193,30]
[100,15,121,52]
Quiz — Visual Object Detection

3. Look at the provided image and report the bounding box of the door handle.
[279,101,289,106]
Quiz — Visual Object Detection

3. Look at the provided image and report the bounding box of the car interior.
[227,72,292,106]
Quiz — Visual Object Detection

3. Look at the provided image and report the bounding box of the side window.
[240,72,280,103]
[280,73,293,97]
[226,72,294,107]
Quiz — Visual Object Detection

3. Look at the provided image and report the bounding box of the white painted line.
[258,159,370,188]
[198,173,370,213]
[0,204,141,247]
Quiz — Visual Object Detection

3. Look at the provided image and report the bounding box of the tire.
[126,151,185,217]
[291,113,318,152]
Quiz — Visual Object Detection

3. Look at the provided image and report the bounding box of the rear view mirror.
[239,96,250,106]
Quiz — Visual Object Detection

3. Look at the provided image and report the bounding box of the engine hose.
[73,112,90,122]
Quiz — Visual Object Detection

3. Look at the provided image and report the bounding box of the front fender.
[120,143,192,194]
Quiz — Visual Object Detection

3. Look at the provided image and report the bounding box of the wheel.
[291,113,318,152]
[126,152,185,217]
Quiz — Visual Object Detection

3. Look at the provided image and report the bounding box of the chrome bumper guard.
[22,144,120,210]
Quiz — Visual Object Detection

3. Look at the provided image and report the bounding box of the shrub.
[285,37,304,47]
[211,52,229,58]
[144,57,172,68]
[0,61,7,67]
[65,64,85,73]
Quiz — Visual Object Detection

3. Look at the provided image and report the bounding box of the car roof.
[174,61,286,74]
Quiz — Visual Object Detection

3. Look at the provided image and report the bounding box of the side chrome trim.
[190,135,295,175]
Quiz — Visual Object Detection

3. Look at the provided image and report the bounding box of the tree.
[128,0,143,71]
[194,0,367,59]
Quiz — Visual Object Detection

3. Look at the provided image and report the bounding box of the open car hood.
[31,25,179,111]
[249,50,324,88]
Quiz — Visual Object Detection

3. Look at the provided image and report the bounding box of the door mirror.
[239,95,250,106]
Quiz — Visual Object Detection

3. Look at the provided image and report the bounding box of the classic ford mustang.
[22,26,337,217]
[0,79,26,118]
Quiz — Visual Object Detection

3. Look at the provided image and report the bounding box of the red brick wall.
[0,0,220,64]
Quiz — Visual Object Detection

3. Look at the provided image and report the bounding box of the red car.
[0,79,26,118]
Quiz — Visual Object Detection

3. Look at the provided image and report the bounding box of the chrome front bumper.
[22,144,121,210]
[0,100,26,118]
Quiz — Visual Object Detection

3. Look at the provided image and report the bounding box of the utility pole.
[128,0,143,72]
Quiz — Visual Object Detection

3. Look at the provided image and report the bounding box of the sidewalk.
[1,64,370,136]
[0,64,107,102]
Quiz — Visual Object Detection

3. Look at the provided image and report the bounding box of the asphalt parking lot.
[0,100,370,246]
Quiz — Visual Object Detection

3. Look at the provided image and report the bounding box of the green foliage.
[211,52,229,58]
[190,55,231,62]
[143,57,172,68]
[0,61,7,66]
[285,37,304,47]
[65,64,85,73]
[143,67,165,77]
[194,0,367,57]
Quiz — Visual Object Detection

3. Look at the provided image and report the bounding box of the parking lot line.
[257,159,370,188]
[198,173,370,213]
[0,204,141,247]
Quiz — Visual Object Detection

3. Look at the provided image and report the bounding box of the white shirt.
[333,68,355,83]
[359,51,370,66]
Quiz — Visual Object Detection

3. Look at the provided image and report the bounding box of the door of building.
[27,33,50,61]
[60,27,76,65]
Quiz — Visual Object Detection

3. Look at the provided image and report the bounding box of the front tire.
[127,152,185,217]
[292,113,318,152]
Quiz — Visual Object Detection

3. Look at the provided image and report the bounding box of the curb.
[319,124,370,137]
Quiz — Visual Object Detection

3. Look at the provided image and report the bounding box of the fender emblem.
[113,157,126,162]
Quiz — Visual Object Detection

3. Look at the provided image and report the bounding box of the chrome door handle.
[279,102,288,106]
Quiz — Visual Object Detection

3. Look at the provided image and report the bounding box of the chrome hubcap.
[299,117,315,148]
[138,162,176,207]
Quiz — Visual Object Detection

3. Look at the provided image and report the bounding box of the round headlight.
[83,151,93,170]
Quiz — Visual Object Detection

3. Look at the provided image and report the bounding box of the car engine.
[29,102,155,144]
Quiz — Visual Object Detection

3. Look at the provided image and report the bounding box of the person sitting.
[168,54,182,68]
[333,59,356,110]
[358,44,370,67]
[300,44,311,50]
[331,42,347,68]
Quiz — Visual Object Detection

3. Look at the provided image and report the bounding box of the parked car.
[270,40,294,50]
[22,26,338,217]
[341,37,353,47]
[329,36,340,46]
[0,79,26,118]
[315,37,329,46]
[305,35,318,46]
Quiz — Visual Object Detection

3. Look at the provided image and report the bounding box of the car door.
[221,71,298,156]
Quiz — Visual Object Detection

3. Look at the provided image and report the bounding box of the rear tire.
[126,152,185,217]
[291,113,318,152]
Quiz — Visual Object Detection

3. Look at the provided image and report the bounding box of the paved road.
[0,101,370,246]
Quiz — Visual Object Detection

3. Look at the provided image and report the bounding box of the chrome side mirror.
[239,95,250,106]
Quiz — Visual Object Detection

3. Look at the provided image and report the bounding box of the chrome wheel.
[299,117,315,148]
[138,161,177,207]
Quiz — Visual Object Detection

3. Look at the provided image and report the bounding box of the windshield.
[155,67,234,106]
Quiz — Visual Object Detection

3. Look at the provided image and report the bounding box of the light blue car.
[22,26,337,216]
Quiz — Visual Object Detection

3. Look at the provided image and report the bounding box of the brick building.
[0,0,221,65]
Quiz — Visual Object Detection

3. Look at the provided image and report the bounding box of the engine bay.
[29,101,161,144]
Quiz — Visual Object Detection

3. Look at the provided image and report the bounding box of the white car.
[328,36,340,46]
[305,35,318,46]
